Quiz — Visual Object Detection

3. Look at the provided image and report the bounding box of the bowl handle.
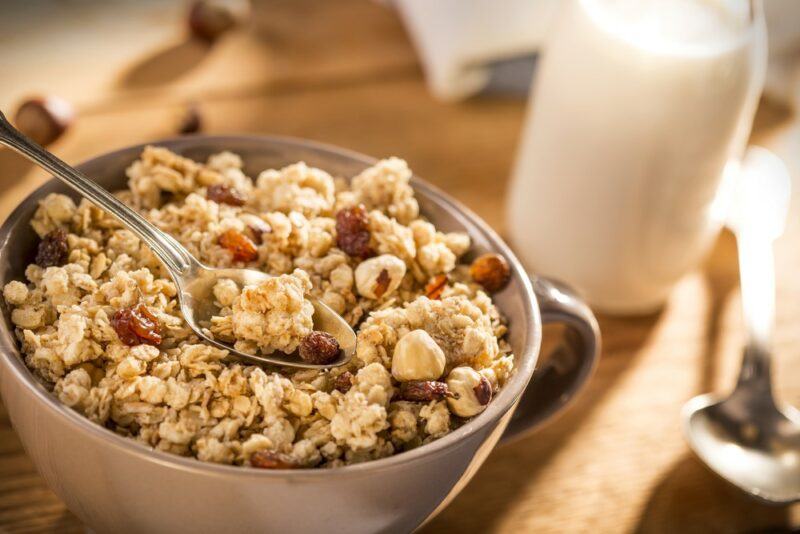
[500,277,601,443]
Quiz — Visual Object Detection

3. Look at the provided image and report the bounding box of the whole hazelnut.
[14,96,75,146]
[179,103,202,134]
[354,254,406,299]
[469,253,510,293]
[188,0,250,42]
[391,329,446,382]
[445,367,492,417]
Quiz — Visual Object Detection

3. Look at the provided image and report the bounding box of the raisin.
[207,184,246,206]
[398,381,456,402]
[372,268,391,299]
[35,228,69,268]
[341,231,372,258]
[299,331,341,365]
[335,205,369,235]
[473,376,492,406]
[218,229,258,262]
[332,371,353,393]
[111,303,162,346]
[14,96,74,146]
[469,253,510,293]
[335,205,373,258]
[250,450,295,469]
[424,274,448,300]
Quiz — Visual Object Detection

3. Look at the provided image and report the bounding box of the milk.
[508,0,767,313]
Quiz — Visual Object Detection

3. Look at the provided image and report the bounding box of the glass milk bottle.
[508,0,768,313]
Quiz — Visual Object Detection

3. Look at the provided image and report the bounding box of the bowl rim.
[0,134,540,479]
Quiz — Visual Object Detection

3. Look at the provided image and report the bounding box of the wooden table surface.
[1,1,799,532]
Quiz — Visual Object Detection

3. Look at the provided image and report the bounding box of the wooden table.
[1,1,799,532]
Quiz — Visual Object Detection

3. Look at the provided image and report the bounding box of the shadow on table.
[634,453,792,534]
[422,310,664,533]
[118,39,212,88]
[52,509,84,534]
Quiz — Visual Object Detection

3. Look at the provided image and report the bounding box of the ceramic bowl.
[0,136,599,533]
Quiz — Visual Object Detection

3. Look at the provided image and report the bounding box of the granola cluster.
[209,270,315,355]
[3,147,514,468]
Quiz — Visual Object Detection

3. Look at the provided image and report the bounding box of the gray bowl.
[0,136,599,534]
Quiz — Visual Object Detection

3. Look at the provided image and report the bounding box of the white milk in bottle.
[508,0,767,313]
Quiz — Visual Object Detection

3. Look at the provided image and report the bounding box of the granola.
[3,147,515,468]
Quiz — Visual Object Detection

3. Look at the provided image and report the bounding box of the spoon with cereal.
[0,111,355,368]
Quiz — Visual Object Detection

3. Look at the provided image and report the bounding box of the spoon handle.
[736,230,774,387]
[0,111,196,275]
[731,147,791,391]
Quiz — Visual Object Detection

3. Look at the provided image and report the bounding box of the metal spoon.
[0,111,356,369]
[682,147,800,504]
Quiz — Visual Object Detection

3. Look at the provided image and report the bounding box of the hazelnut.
[14,96,75,146]
[179,103,202,134]
[355,254,406,299]
[391,329,445,382]
[469,253,510,293]
[446,367,492,417]
[188,0,250,42]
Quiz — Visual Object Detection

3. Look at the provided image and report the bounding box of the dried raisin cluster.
[332,371,353,393]
[335,205,373,258]
[111,303,162,346]
[398,380,455,402]
[299,331,341,365]
[207,184,246,206]
[35,228,69,268]
[218,229,258,262]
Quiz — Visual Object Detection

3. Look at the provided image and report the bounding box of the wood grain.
[0,1,799,532]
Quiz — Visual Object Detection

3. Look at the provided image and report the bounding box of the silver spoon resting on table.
[0,111,356,369]
[683,147,800,504]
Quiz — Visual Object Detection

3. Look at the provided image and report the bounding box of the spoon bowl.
[178,265,356,368]
[684,392,800,504]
